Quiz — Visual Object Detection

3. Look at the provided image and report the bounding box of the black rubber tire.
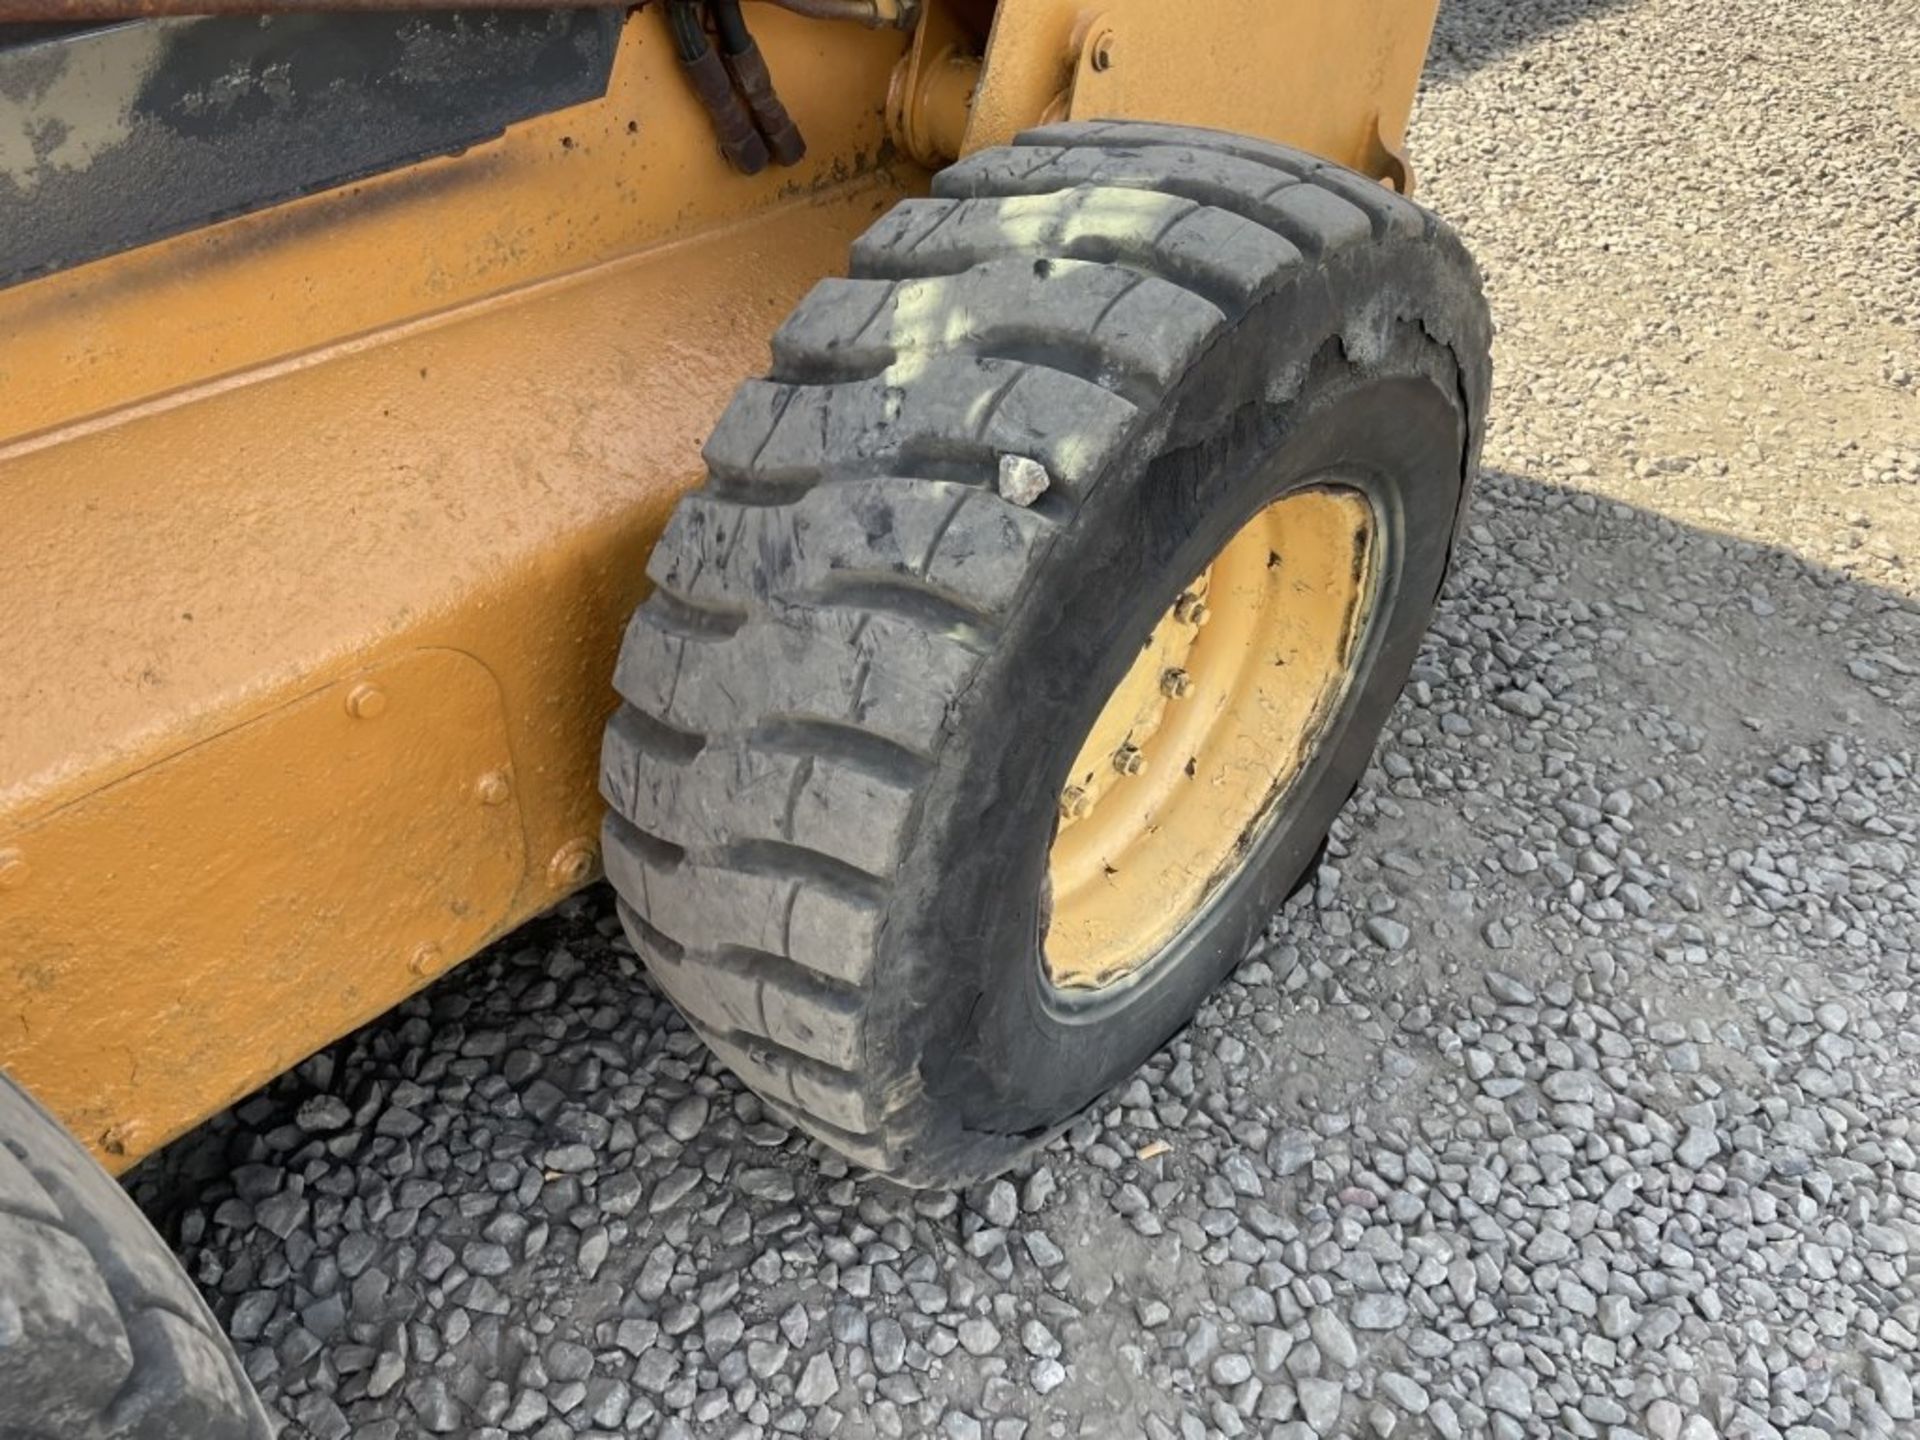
[0,1070,272,1440]
[601,120,1491,1186]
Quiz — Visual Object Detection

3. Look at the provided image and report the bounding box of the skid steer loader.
[0,0,1489,1429]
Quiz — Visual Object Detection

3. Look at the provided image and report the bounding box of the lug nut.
[1160,667,1194,699]
[1112,745,1146,777]
[1059,786,1092,820]
[1173,593,1210,626]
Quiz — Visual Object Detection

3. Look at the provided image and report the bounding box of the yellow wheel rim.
[1043,486,1378,994]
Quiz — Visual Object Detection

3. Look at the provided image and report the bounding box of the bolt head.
[1112,745,1147,777]
[0,849,27,891]
[1173,594,1210,627]
[549,840,598,889]
[476,771,512,806]
[1160,667,1195,699]
[409,941,446,979]
[1059,786,1092,820]
[1091,30,1115,71]
[346,683,387,720]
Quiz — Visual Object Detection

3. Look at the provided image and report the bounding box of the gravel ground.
[131,0,1920,1437]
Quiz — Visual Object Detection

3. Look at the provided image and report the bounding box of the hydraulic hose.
[667,0,771,174]
[710,0,807,166]
[710,0,752,50]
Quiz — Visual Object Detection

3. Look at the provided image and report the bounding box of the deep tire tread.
[0,1072,271,1439]
[849,198,1264,319]
[1009,121,1433,242]
[603,121,1477,1181]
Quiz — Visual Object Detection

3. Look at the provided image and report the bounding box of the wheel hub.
[1043,486,1378,994]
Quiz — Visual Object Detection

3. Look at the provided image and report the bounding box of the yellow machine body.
[0,0,1442,1169]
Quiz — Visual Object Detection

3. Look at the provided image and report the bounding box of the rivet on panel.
[346,683,387,719]
[476,771,512,806]
[549,839,598,889]
[100,1120,139,1158]
[0,849,27,891]
[409,942,447,979]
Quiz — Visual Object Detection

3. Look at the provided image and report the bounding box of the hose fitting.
[669,0,771,174]
[714,0,807,165]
